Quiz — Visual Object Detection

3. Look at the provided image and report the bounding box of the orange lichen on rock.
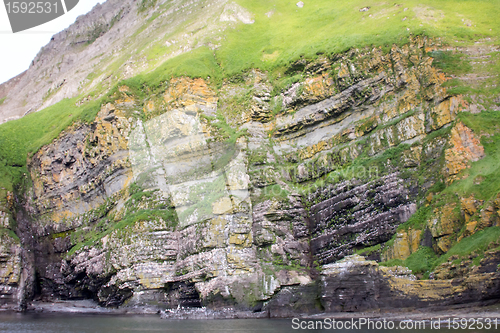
[479,193,500,229]
[301,74,337,102]
[298,141,330,160]
[429,203,463,253]
[430,96,468,131]
[382,228,422,261]
[143,100,155,114]
[443,122,485,184]
[460,196,478,223]
[164,77,218,110]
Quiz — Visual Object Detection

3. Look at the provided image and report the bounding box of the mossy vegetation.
[257,184,290,202]
[219,88,253,124]
[138,0,158,13]
[433,226,500,268]
[0,0,498,287]
[0,98,101,191]
[119,46,223,91]
[444,112,500,202]
[380,246,438,277]
[354,244,381,256]
[436,49,500,97]
[397,205,433,232]
[202,112,248,145]
[0,0,498,191]
[271,252,306,272]
[0,227,20,242]
[68,208,177,256]
[248,149,267,166]
[430,51,472,75]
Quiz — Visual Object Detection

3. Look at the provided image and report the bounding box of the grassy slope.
[219,0,500,75]
[0,0,499,191]
[381,227,500,277]
[449,111,500,202]
[0,99,100,191]
[378,110,500,276]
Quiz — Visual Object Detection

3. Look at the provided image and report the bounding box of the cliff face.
[321,255,500,312]
[1,33,499,315]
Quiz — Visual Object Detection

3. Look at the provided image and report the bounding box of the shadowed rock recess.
[1,3,500,317]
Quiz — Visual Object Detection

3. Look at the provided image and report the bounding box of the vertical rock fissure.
[13,194,35,311]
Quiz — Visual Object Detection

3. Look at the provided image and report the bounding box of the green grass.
[404,247,439,275]
[257,184,290,202]
[380,247,438,277]
[459,110,500,136]
[0,98,101,191]
[94,0,500,93]
[355,244,381,256]
[0,97,5,105]
[123,46,223,90]
[397,205,433,232]
[68,208,177,256]
[443,112,500,202]
[433,226,500,268]
[216,0,500,77]
[438,51,500,96]
[128,183,155,202]
[87,0,500,95]
[430,51,472,75]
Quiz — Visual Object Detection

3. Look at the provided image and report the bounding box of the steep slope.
[0,0,246,123]
[0,0,500,315]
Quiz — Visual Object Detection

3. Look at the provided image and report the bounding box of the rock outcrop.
[321,255,500,312]
[1,34,499,316]
[0,231,22,310]
[309,173,416,264]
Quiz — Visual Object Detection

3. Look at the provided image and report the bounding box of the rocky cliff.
[0,0,500,317]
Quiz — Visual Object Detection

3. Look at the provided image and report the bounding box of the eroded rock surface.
[1,37,500,314]
[321,255,500,312]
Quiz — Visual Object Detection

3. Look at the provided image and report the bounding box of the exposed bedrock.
[1,36,499,313]
[321,255,500,312]
[310,173,417,265]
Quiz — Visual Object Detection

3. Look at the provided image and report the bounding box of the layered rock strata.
[0,37,499,315]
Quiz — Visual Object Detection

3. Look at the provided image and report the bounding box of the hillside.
[0,0,499,315]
